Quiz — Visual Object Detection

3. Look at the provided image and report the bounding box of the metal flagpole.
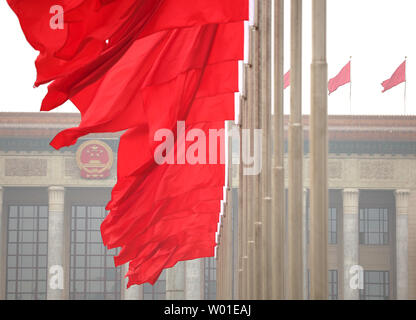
[252,0,263,300]
[237,89,245,300]
[242,67,249,300]
[260,0,272,300]
[245,61,254,299]
[247,26,256,301]
[310,0,328,300]
[404,56,407,115]
[288,0,304,300]
[271,0,285,300]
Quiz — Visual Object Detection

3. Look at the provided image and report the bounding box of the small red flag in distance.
[381,60,406,93]
[328,61,351,95]
[284,70,290,89]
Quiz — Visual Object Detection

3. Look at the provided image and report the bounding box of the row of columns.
[216,129,235,300]
[0,186,205,300]
[235,0,328,300]
[0,184,411,300]
[342,188,410,300]
[42,187,411,300]
[234,171,410,301]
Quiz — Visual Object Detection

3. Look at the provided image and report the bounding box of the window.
[306,208,337,244]
[70,206,121,300]
[328,208,337,244]
[328,270,338,300]
[143,271,166,300]
[6,205,48,300]
[204,257,216,300]
[359,208,389,245]
[360,271,389,300]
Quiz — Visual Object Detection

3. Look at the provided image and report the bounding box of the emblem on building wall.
[76,140,113,179]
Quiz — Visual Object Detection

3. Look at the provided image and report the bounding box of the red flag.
[102,120,229,284]
[8,0,249,286]
[381,60,406,93]
[284,70,290,89]
[328,61,351,95]
[8,0,248,87]
[46,22,244,149]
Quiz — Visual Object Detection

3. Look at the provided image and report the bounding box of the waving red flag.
[284,70,290,89]
[382,60,406,93]
[328,61,351,95]
[8,0,248,286]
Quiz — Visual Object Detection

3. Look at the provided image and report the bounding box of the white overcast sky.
[0,0,415,115]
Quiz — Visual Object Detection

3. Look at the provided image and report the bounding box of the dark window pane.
[9,206,18,218]
[8,218,18,230]
[38,244,47,255]
[360,271,390,300]
[7,281,16,293]
[21,207,35,218]
[7,269,17,281]
[8,231,17,242]
[38,232,48,243]
[142,269,166,301]
[70,206,121,300]
[328,270,338,300]
[328,208,337,245]
[6,205,48,300]
[88,231,102,243]
[74,231,86,243]
[359,208,389,245]
[75,256,86,268]
[204,257,216,300]
[76,219,86,230]
[38,256,47,268]
[7,256,17,268]
[39,206,48,218]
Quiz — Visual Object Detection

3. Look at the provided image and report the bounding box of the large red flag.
[8,0,249,286]
[8,0,248,87]
[382,60,406,93]
[328,61,351,95]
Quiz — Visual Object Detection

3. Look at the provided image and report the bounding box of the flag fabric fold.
[328,61,351,95]
[381,60,406,93]
[8,0,248,286]
[284,70,290,89]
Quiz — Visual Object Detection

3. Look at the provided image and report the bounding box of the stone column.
[166,262,185,300]
[343,188,359,300]
[185,259,203,300]
[121,264,143,300]
[0,187,5,300]
[47,186,66,300]
[395,190,409,300]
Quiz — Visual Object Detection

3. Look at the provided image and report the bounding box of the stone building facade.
[0,112,415,300]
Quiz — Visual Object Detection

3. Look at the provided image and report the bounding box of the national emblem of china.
[76,140,114,179]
